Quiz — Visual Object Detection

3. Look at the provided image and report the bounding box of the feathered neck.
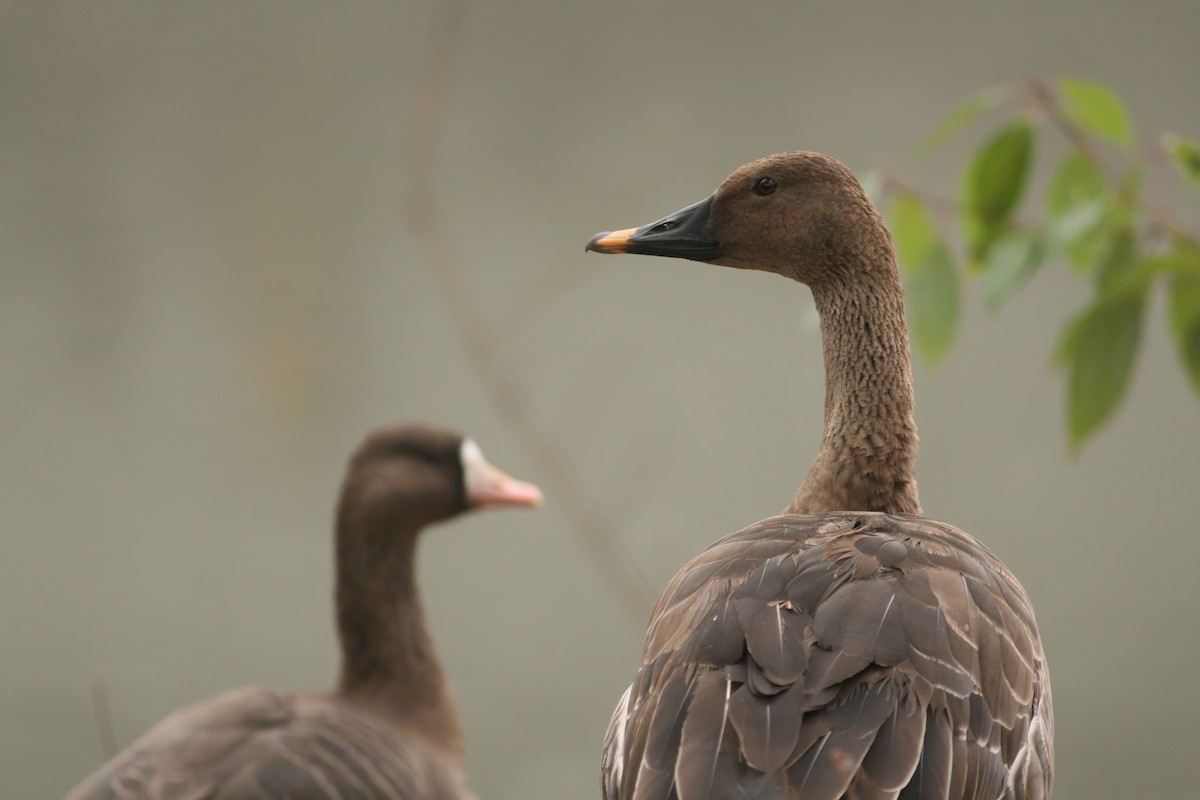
[784,252,921,516]
[334,505,462,752]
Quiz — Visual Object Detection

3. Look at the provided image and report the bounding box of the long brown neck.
[334,517,461,750]
[785,261,921,516]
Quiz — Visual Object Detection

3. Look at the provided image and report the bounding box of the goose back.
[66,688,474,800]
[602,513,1051,800]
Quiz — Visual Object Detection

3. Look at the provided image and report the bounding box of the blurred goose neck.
[334,519,461,749]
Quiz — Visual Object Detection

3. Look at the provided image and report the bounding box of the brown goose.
[586,152,1052,800]
[65,423,543,800]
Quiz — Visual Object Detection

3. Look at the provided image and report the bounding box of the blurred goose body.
[65,423,542,800]
[587,152,1052,800]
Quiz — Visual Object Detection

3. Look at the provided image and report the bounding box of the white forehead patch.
[460,438,488,495]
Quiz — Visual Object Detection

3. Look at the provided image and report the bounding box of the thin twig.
[876,173,1042,230]
[403,0,655,622]
[877,175,963,218]
[90,678,117,760]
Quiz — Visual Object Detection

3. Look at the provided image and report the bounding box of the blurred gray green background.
[3,2,1198,797]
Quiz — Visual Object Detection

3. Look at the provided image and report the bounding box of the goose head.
[338,423,543,534]
[586,151,891,290]
[585,151,918,515]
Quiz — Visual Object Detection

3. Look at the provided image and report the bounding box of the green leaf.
[960,214,993,272]
[1057,290,1146,450]
[892,194,960,363]
[961,121,1035,264]
[982,230,1046,309]
[1143,245,1200,278]
[1167,251,1200,394]
[1047,200,1107,254]
[890,194,936,272]
[1047,152,1107,216]
[1112,167,1143,226]
[916,85,1010,155]
[859,170,884,207]
[965,121,1036,220]
[1058,77,1134,149]
[1162,132,1200,187]
[1093,227,1145,297]
[906,241,961,364]
[1045,152,1109,270]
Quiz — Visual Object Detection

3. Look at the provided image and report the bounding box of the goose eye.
[752,176,777,196]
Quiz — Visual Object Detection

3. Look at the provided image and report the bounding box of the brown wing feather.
[601,512,1053,800]
[66,688,472,800]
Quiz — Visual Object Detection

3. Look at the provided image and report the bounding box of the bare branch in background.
[495,264,598,352]
[403,0,655,622]
[90,678,117,760]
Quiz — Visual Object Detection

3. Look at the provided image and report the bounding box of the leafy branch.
[872,77,1200,451]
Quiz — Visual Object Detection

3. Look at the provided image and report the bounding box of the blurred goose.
[66,423,543,800]
[586,152,1052,800]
